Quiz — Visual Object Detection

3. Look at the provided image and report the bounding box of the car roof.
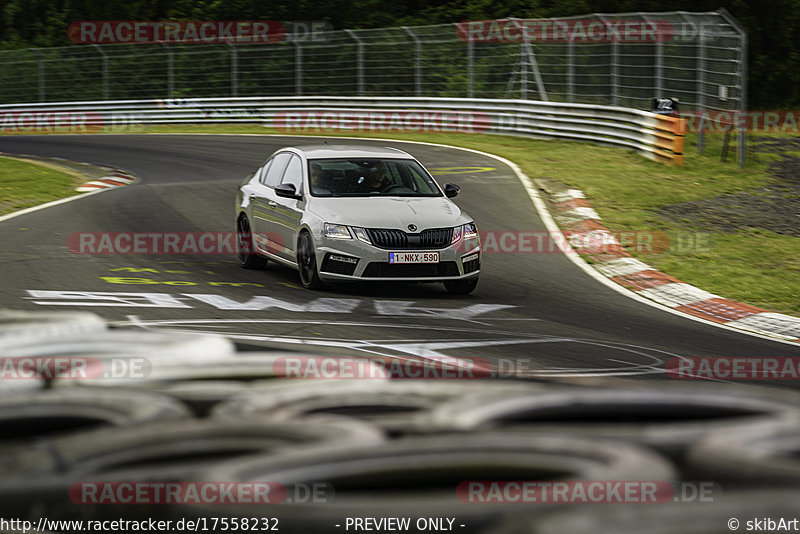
[281,144,415,160]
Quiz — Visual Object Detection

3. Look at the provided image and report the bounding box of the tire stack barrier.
[419,383,800,468]
[0,311,108,395]
[54,353,390,416]
[687,415,800,486]
[176,433,676,533]
[0,417,385,523]
[2,310,800,533]
[211,380,544,437]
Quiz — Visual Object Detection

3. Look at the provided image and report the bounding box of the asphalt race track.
[1,134,799,382]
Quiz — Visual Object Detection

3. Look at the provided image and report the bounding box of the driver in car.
[310,162,332,195]
[362,161,387,193]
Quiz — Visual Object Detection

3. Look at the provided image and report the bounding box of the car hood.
[308,196,468,230]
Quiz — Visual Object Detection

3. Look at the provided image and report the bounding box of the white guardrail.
[0,96,687,165]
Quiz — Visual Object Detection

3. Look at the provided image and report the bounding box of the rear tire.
[444,276,478,295]
[237,215,267,269]
[297,231,324,290]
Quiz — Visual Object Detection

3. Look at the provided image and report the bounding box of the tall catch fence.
[0,10,746,163]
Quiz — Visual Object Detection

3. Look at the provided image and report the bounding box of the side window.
[264,153,292,187]
[280,155,303,192]
[256,159,272,185]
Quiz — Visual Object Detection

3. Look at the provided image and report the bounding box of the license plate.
[389,252,439,264]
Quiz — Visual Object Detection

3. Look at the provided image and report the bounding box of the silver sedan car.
[235,145,480,294]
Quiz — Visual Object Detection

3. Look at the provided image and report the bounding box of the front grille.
[361,261,460,278]
[463,257,480,274]
[366,227,453,250]
[320,254,358,276]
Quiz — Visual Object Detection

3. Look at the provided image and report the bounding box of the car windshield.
[308,158,442,197]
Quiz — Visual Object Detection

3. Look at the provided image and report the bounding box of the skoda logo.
[407,224,418,232]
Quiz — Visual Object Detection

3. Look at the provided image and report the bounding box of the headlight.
[324,223,351,239]
[351,227,372,245]
[464,222,478,240]
[451,225,463,244]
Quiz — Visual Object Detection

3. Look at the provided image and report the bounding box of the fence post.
[159,43,174,98]
[345,30,364,96]
[227,42,238,97]
[29,49,44,102]
[639,13,662,102]
[510,19,547,101]
[467,40,474,98]
[598,15,619,106]
[519,45,527,99]
[677,13,703,154]
[91,45,109,100]
[697,27,707,154]
[738,26,747,166]
[403,26,422,96]
[718,8,748,167]
[654,37,663,100]
[567,38,574,103]
[294,41,303,96]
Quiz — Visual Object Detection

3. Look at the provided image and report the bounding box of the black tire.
[444,275,478,294]
[297,231,324,289]
[0,416,385,479]
[423,383,800,459]
[178,433,675,533]
[0,388,191,446]
[0,389,189,520]
[60,353,387,416]
[0,416,384,523]
[687,415,800,486]
[212,380,546,437]
[236,214,267,269]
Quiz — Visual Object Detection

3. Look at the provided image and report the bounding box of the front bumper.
[315,234,481,282]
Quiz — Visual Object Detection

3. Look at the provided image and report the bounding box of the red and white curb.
[550,188,800,343]
[75,167,136,192]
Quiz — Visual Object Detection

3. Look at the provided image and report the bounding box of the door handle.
[268,201,278,207]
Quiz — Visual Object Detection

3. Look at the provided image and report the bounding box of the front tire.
[444,276,478,295]
[297,231,324,290]
[237,215,267,269]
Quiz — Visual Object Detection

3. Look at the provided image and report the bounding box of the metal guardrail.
[0,96,687,165]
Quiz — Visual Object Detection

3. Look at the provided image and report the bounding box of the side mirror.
[275,183,302,200]
[444,183,460,198]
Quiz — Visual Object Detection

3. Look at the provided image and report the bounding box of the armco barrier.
[0,96,687,166]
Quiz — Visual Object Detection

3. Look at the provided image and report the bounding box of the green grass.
[651,229,800,315]
[0,156,82,214]
[3,124,798,316]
